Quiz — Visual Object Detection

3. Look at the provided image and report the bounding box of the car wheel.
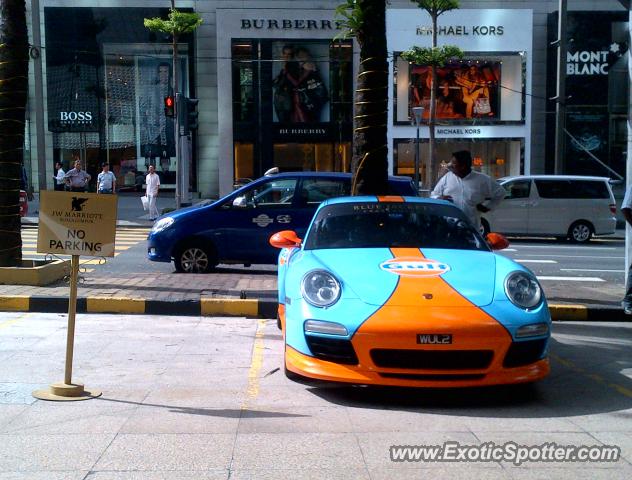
[480,218,490,236]
[568,221,593,243]
[277,313,282,331]
[174,243,217,273]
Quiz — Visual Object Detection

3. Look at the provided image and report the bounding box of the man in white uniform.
[431,150,505,229]
[621,185,632,314]
[145,165,161,221]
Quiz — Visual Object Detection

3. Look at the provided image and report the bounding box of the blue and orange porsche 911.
[270,196,551,387]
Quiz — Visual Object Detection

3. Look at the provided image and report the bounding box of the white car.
[481,175,617,243]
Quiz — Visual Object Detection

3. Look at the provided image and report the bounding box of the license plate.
[417,334,452,344]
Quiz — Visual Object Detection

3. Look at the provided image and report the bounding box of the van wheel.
[480,218,490,236]
[568,221,593,243]
[174,242,218,273]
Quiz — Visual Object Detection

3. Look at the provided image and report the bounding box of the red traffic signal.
[164,95,175,117]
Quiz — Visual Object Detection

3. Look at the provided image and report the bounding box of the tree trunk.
[351,0,388,196]
[428,11,438,191]
[0,0,29,267]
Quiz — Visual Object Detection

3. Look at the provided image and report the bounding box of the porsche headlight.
[504,271,542,309]
[301,270,341,308]
[151,217,174,233]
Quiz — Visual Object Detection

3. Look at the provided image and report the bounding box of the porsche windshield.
[304,202,489,251]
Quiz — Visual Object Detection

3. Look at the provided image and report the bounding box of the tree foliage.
[411,0,460,15]
[401,45,463,67]
[144,8,202,37]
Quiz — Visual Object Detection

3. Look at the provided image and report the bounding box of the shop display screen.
[409,61,501,120]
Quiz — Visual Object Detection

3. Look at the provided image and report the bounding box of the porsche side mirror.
[270,230,302,249]
[486,232,509,250]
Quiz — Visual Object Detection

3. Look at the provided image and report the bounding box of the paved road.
[17,226,628,306]
[0,313,631,478]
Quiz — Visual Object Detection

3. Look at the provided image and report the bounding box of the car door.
[293,177,352,239]
[529,180,570,236]
[485,179,531,234]
[211,177,299,264]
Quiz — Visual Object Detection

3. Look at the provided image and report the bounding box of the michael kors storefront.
[217,9,354,197]
[388,9,533,191]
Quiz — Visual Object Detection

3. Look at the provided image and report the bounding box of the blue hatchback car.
[147,171,417,272]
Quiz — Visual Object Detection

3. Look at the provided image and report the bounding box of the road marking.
[560,268,625,273]
[242,319,267,409]
[515,259,558,264]
[512,245,618,250]
[537,276,605,282]
[550,353,632,399]
[0,312,29,329]
[504,248,517,252]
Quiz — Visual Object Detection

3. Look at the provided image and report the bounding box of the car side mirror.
[232,196,247,208]
[270,230,302,249]
[486,232,509,250]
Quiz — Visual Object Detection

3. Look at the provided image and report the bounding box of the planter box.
[0,259,70,286]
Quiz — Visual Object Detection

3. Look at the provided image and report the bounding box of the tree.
[144,4,202,208]
[0,0,29,267]
[401,0,462,189]
[336,0,389,195]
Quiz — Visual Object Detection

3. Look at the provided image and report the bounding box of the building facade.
[23,0,627,199]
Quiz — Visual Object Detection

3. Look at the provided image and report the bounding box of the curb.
[0,296,278,319]
[548,304,631,322]
[1,296,629,322]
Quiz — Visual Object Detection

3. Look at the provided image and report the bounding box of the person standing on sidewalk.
[53,162,65,191]
[146,164,161,220]
[97,163,116,194]
[431,150,505,230]
[64,159,91,192]
[621,186,632,314]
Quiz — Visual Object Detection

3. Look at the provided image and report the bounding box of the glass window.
[395,54,525,124]
[237,178,297,208]
[503,180,531,199]
[305,202,487,251]
[298,178,350,206]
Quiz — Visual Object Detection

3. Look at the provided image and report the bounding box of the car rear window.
[534,180,610,199]
[305,202,488,251]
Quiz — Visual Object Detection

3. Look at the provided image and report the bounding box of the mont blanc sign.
[38,191,117,257]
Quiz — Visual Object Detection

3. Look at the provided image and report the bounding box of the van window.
[534,180,609,199]
[503,180,531,199]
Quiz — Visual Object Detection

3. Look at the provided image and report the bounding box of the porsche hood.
[300,248,497,307]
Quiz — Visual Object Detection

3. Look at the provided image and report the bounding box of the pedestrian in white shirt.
[431,150,505,229]
[621,184,632,314]
[97,163,116,194]
[145,165,161,220]
[53,162,65,191]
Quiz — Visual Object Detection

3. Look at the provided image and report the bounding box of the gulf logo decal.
[379,257,451,277]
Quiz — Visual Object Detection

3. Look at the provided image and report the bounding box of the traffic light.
[183,97,199,134]
[164,95,175,117]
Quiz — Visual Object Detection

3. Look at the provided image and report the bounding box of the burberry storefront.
[216,9,354,197]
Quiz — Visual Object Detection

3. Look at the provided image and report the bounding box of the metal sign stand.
[32,255,102,401]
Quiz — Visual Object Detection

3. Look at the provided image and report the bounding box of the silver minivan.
[481,175,617,243]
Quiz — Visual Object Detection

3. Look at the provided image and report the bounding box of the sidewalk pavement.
[5,192,629,321]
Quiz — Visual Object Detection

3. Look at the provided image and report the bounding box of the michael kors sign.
[416,25,504,36]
